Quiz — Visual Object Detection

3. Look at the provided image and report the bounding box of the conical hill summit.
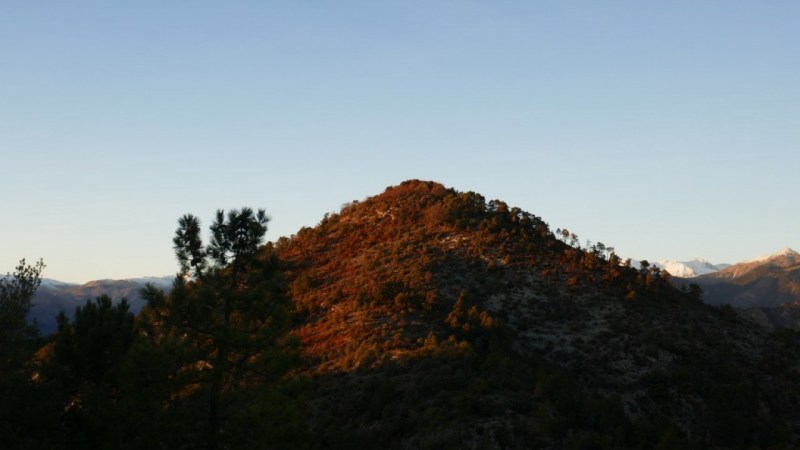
[276,180,640,367]
[272,180,800,449]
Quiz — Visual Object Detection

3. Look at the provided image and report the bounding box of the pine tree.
[0,258,44,371]
[47,295,136,448]
[141,208,296,449]
[0,259,53,448]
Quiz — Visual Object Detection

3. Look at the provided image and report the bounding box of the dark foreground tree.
[0,258,44,371]
[44,295,137,448]
[0,259,54,449]
[140,208,300,449]
[52,296,135,387]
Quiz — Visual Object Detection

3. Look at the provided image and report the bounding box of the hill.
[274,180,800,449]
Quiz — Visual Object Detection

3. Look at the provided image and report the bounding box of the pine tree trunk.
[207,294,231,450]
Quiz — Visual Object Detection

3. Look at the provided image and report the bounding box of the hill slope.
[691,248,800,308]
[275,180,800,449]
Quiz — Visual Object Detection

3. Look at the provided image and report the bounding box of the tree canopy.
[0,258,44,371]
[140,208,298,448]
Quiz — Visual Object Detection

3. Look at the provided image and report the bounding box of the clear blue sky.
[2,1,798,283]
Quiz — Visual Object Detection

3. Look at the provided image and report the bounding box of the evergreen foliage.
[0,258,44,371]
[0,258,52,450]
[138,208,301,449]
[136,208,302,448]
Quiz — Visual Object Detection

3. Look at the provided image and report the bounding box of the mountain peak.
[744,247,799,264]
[691,247,800,307]
[655,258,727,278]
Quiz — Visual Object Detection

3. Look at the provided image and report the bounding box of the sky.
[1,1,798,283]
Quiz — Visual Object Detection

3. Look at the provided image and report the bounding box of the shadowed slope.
[274,180,800,449]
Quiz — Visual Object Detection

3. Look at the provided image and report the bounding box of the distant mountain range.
[654,258,731,278]
[636,249,800,312]
[583,248,800,328]
[29,276,173,334]
[582,249,800,335]
[682,248,800,309]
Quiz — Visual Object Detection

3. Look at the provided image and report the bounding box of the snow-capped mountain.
[654,258,730,278]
